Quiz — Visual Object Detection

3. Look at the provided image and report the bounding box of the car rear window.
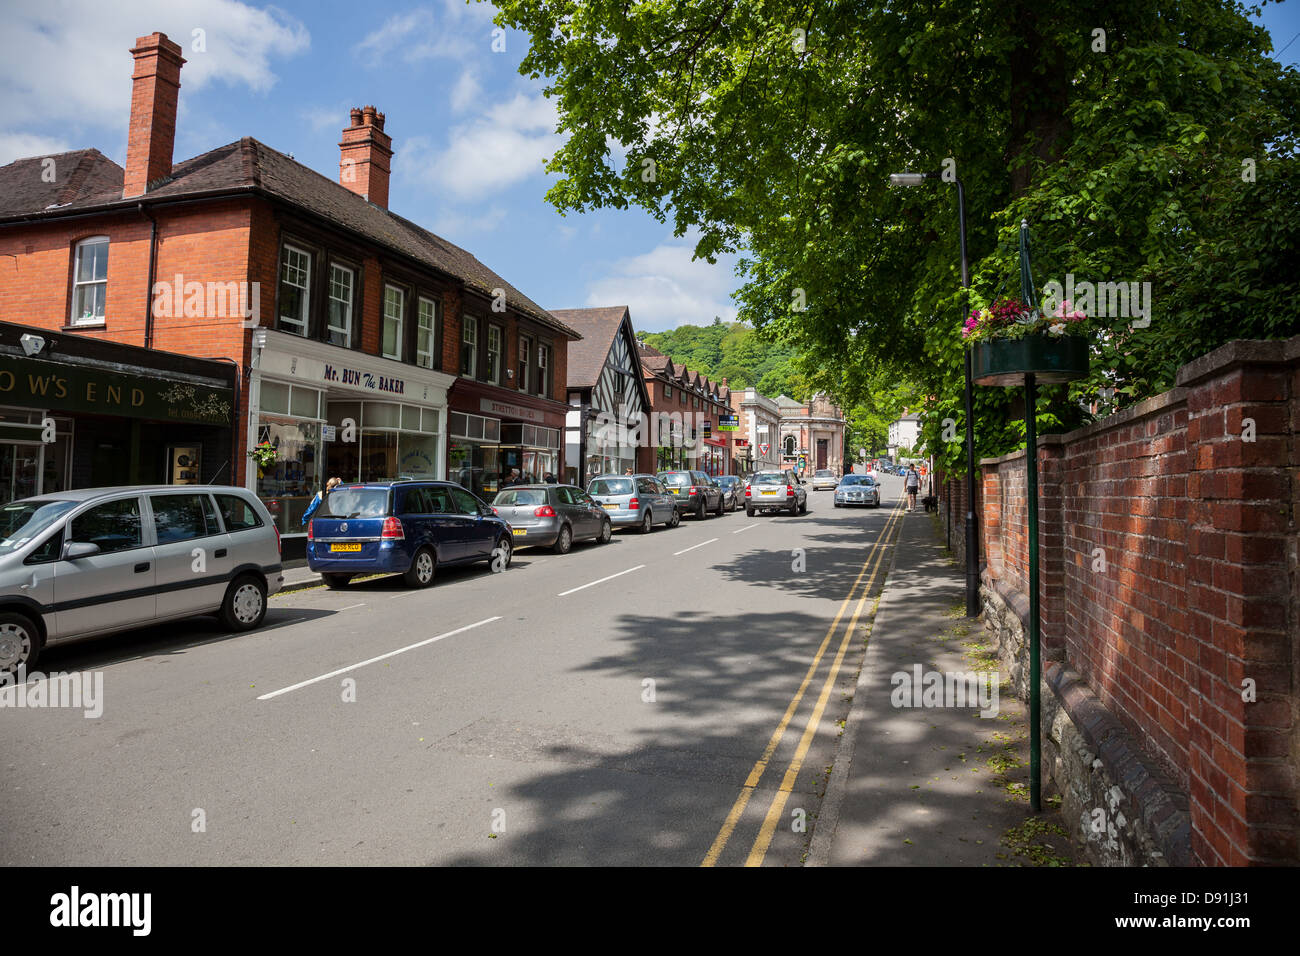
[659,473,690,486]
[751,472,786,484]
[815,470,833,477]
[319,487,390,519]
[215,494,264,531]
[590,478,633,496]
[494,489,548,507]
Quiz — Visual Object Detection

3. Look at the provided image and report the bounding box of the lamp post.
[889,171,980,617]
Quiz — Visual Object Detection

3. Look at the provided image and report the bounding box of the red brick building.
[0,31,578,548]
[637,344,734,476]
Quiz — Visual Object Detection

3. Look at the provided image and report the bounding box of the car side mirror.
[62,541,101,560]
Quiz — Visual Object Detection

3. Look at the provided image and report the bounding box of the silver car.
[491,484,613,554]
[810,469,839,491]
[0,485,284,674]
[745,470,808,516]
[587,474,680,533]
[834,474,881,507]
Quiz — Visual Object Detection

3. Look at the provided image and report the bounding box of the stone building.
[777,392,846,476]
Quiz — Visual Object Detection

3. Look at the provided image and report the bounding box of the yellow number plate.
[512,528,526,536]
[330,543,362,553]
[602,504,618,510]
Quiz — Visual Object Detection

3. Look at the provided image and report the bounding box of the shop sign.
[0,354,232,424]
[322,363,406,395]
[479,398,545,423]
[718,414,739,431]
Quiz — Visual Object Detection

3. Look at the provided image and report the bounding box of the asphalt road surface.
[2,477,907,866]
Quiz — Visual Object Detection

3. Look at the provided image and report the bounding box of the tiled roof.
[549,306,631,387]
[0,139,578,340]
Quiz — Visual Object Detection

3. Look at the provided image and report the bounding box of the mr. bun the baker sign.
[324,363,405,395]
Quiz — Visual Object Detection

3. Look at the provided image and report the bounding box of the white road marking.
[337,603,366,611]
[674,538,718,556]
[387,591,420,600]
[731,524,759,534]
[255,616,502,700]
[557,565,645,597]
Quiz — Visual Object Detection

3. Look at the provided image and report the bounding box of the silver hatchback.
[0,485,284,674]
[587,474,680,532]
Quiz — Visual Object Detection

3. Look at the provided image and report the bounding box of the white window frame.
[278,244,311,336]
[416,296,437,369]
[70,236,109,326]
[382,284,405,361]
[327,264,354,347]
[462,317,478,378]
[537,343,549,396]
[518,334,531,391]
[486,324,502,384]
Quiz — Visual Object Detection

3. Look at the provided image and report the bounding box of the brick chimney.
[123,32,185,198]
[339,106,393,208]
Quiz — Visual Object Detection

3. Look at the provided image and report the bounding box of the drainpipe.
[139,203,158,350]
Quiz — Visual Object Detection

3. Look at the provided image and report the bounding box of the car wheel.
[729,496,737,512]
[788,498,798,516]
[714,495,724,516]
[834,502,841,508]
[668,507,681,528]
[322,573,352,589]
[403,546,436,588]
[640,510,654,534]
[800,498,808,515]
[491,537,513,572]
[0,611,40,675]
[598,519,613,544]
[220,574,267,631]
[553,524,573,554]
[697,499,708,520]
[746,506,755,517]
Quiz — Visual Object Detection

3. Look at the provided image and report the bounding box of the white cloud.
[355,1,498,66]
[585,240,739,331]
[450,71,484,113]
[0,1,308,131]
[0,132,74,167]
[398,92,562,200]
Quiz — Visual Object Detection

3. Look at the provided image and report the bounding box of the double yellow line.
[701,497,904,867]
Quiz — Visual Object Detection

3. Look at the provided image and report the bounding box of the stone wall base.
[981,578,1192,866]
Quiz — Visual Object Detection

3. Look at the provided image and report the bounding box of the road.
[2,476,907,866]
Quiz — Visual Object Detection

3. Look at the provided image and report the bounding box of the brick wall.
[971,336,1299,865]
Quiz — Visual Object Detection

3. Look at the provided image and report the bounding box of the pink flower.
[1052,298,1086,321]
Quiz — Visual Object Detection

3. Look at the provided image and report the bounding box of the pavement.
[810,502,1033,866]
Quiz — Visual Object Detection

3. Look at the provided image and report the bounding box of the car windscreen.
[0,499,76,557]
[750,472,786,484]
[658,473,691,487]
[589,478,634,496]
[318,487,390,518]
[840,476,873,486]
[493,489,548,507]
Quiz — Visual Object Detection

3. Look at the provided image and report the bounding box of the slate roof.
[0,139,578,340]
[549,306,631,388]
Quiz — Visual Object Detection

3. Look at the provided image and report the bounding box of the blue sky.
[1,0,1297,333]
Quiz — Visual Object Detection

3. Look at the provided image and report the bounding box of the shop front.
[251,330,454,546]
[0,321,235,506]
[700,436,729,477]
[448,385,566,500]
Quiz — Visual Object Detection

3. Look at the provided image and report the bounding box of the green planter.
[971,333,1089,387]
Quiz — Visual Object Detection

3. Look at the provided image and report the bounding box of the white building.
[734,387,781,474]
[888,412,922,455]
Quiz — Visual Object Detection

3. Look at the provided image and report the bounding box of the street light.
[890,169,980,617]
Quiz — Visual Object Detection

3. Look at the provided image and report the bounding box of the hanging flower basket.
[248,441,278,471]
[965,297,1090,387]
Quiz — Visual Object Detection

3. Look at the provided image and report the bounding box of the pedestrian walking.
[302,476,341,525]
[905,464,920,512]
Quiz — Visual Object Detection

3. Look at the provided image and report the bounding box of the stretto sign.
[0,355,232,424]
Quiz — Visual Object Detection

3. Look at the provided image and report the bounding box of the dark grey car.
[716,475,743,512]
[657,470,725,519]
[587,474,680,533]
[491,484,612,554]
[0,485,283,674]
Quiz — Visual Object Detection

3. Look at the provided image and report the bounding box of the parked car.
[834,474,881,508]
[0,485,283,674]
[491,484,612,553]
[810,469,839,491]
[657,470,725,518]
[715,475,743,511]
[745,470,808,516]
[587,474,680,532]
[308,481,512,588]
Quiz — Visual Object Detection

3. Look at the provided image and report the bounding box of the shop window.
[517,335,531,391]
[383,285,405,360]
[486,325,502,384]
[71,236,109,325]
[416,296,438,369]
[70,497,142,553]
[462,317,478,377]
[327,264,354,347]
[278,245,311,335]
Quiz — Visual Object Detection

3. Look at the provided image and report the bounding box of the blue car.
[306,481,513,589]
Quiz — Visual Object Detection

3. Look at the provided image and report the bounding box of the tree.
[495,0,1300,475]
